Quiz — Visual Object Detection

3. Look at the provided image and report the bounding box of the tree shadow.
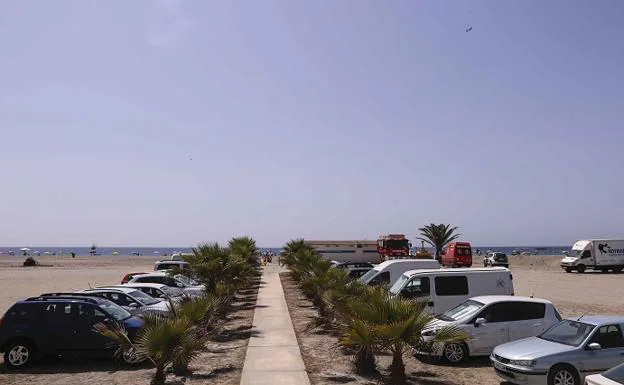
[416,355,493,368]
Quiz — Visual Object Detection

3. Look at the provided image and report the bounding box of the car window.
[503,302,546,321]
[401,277,430,298]
[589,324,624,349]
[475,302,509,323]
[604,363,624,383]
[369,271,390,286]
[7,305,37,320]
[44,303,75,321]
[435,276,468,296]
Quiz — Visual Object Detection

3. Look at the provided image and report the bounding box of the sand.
[0,254,622,385]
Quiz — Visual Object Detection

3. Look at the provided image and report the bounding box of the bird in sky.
[466,26,473,32]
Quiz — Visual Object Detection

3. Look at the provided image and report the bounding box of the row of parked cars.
[0,260,202,369]
[331,259,624,385]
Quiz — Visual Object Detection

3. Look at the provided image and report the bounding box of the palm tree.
[338,289,467,384]
[281,239,315,268]
[417,223,460,262]
[228,236,259,266]
[95,296,216,384]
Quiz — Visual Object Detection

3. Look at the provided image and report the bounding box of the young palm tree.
[228,236,259,266]
[95,296,215,384]
[417,223,460,262]
[281,239,315,268]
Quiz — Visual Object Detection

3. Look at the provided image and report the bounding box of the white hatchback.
[419,295,561,364]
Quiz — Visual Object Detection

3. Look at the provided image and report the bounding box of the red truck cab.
[441,242,473,267]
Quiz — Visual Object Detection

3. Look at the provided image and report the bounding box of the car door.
[72,304,111,353]
[507,302,547,341]
[467,302,510,355]
[42,303,79,352]
[581,324,624,374]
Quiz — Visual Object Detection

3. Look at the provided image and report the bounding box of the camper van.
[560,239,624,273]
[359,259,440,287]
[389,267,514,315]
[441,242,473,267]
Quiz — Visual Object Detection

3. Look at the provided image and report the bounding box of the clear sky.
[1,0,623,247]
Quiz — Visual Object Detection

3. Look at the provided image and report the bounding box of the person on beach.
[71,252,75,258]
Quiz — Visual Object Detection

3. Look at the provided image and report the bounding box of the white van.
[388,267,514,315]
[358,259,440,287]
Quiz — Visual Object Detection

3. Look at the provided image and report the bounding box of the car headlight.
[508,359,536,367]
[422,329,438,337]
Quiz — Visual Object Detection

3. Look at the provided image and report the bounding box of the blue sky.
[1,0,622,247]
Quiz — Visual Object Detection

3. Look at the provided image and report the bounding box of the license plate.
[493,362,507,372]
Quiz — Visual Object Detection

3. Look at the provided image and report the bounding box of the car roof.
[374,259,438,269]
[565,315,624,325]
[156,260,188,264]
[402,266,508,276]
[111,283,168,289]
[132,272,169,278]
[81,287,138,294]
[469,295,552,305]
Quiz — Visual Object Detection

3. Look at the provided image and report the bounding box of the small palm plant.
[95,296,215,385]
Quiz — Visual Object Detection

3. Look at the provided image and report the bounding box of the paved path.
[240,264,311,385]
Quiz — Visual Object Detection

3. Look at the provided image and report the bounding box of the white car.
[419,295,561,363]
[127,272,205,297]
[154,260,190,271]
[586,362,624,384]
[78,287,171,316]
[103,283,186,304]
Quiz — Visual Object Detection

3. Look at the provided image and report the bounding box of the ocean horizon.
[0,245,571,257]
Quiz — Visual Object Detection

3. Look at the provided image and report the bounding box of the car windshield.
[129,290,160,305]
[385,239,409,249]
[358,268,379,284]
[162,286,184,297]
[604,363,624,383]
[438,300,484,322]
[174,275,199,286]
[96,298,132,321]
[538,320,595,346]
[389,274,410,295]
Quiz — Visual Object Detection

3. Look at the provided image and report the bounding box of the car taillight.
[0,317,3,327]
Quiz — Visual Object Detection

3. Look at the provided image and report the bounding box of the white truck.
[560,239,624,273]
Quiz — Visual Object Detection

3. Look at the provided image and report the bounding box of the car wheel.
[443,343,467,364]
[576,264,586,274]
[121,347,146,365]
[564,267,572,273]
[4,339,35,369]
[614,266,623,273]
[548,364,579,385]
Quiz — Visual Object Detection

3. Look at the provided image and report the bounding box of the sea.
[0,246,570,257]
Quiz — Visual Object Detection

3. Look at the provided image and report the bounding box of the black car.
[0,296,144,369]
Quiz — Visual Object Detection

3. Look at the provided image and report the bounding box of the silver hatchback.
[490,316,624,385]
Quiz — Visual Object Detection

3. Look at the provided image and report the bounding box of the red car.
[121,272,149,284]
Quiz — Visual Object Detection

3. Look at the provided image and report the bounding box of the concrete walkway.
[240,264,311,385]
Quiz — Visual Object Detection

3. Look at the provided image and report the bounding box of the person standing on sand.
[71,252,75,258]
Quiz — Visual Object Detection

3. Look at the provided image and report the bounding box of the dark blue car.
[0,295,144,369]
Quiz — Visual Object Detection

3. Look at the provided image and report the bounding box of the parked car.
[346,267,373,280]
[105,283,186,304]
[121,271,149,284]
[440,242,473,268]
[491,315,624,385]
[586,361,624,385]
[389,267,514,315]
[126,272,205,296]
[484,252,509,268]
[0,295,144,369]
[74,287,170,316]
[331,261,375,269]
[359,259,440,287]
[153,260,190,271]
[419,296,561,363]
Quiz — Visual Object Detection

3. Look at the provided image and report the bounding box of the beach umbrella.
[20,247,32,251]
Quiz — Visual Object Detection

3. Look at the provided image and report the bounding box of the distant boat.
[112,251,119,255]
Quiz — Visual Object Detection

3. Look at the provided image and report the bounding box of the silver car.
[491,316,624,385]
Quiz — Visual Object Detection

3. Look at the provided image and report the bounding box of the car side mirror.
[474,318,487,327]
[587,342,602,351]
[128,302,138,308]
[176,283,184,288]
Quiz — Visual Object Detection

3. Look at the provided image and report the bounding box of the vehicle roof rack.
[26,295,101,304]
